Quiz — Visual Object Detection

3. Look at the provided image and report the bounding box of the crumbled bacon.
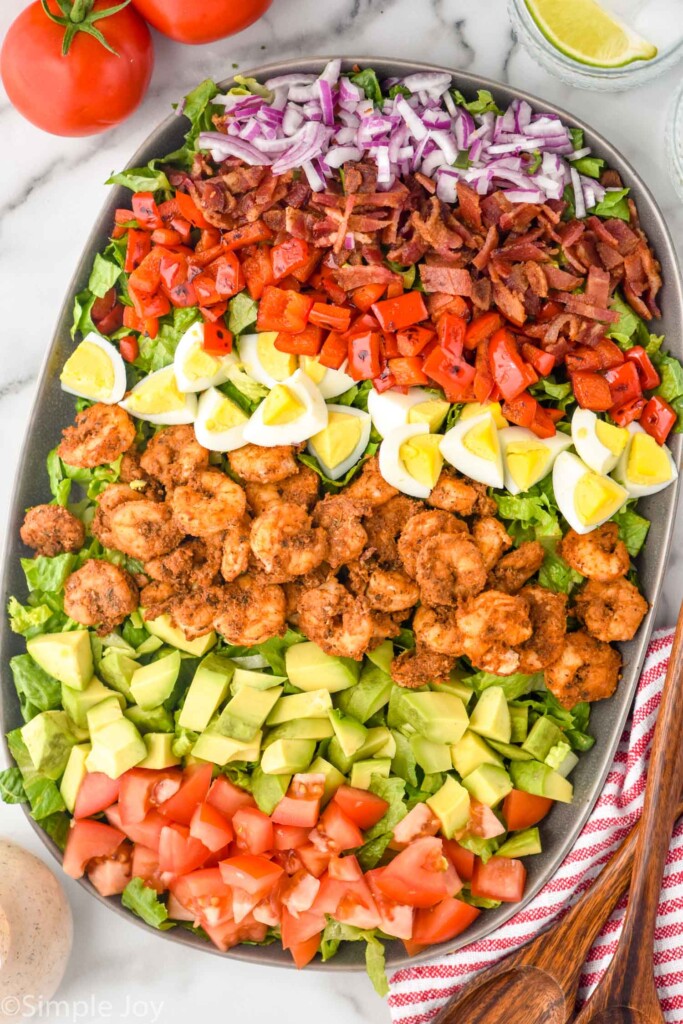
[419,265,472,296]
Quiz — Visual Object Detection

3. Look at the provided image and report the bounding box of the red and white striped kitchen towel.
[388,628,683,1023]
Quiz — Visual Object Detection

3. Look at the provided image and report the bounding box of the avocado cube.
[469,687,511,744]
[98,650,139,699]
[231,668,286,693]
[143,614,216,657]
[59,743,91,812]
[135,635,164,657]
[545,741,579,778]
[138,733,181,769]
[496,827,542,859]
[264,718,334,743]
[509,760,573,803]
[430,678,474,706]
[395,691,469,745]
[86,718,147,779]
[462,764,513,808]
[217,686,283,742]
[260,738,315,775]
[451,731,504,778]
[61,678,124,730]
[410,735,453,774]
[509,704,529,743]
[350,758,392,790]
[21,711,77,780]
[308,756,346,804]
[522,717,564,761]
[328,709,367,758]
[426,776,471,839]
[335,663,393,723]
[27,630,93,691]
[87,695,125,736]
[130,650,182,710]
[251,766,290,815]
[285,641,360,693]
[266,689,333,725]
[179,653,234,732]
[192,725,262,766]
[124,704,174,735]
[374,729,397,759]
[365,640,394,675]
[488,739,534,762]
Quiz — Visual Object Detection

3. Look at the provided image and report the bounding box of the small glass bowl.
[666,80,683,201]
[508,0,683,91]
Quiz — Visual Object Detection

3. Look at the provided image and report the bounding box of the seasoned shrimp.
[92,484,151,549]
[560,524,630,582]
[573,578,648,642]
[20,505,85,557]
[140,580,176,620]
[64,559,138,634]
[545,630,622,708]
[245,465,320,515]
[516,585,567,674]
[228,444,301,484]
[345,456,399,507]
[364,495,420,566]
[57,403,136,469]
[428,469,496,517]
[365,568,420,613]
[397,509,467,578]
[169,586,226,640]
[456,590,533,675]
[415,533,487,606]
[250,503,327,579]
[472,516,513,571]
[98,499,183,560]
[413,604,461,656]
[171,470,246,536]
[213,575,286,646]
[391,647,455,689]
[488,540,545,593]
[297,578,374,660]
[145,535,223,587]
[282,565,331,626]
[313,495,369,569]
[221,518,252,582]
[139,425,209,491]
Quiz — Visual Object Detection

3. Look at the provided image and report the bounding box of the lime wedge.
[525,0,658,68]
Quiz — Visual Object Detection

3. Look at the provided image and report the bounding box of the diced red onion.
[376,146,391,183]
[505,188,547,203]
[324,145,362,168]
[570,166,586,219]
[318,59,341,85]
[402,71,452,95]
[339,77,363,105]
[302,159,326,191]
[431,129,458,165]
[396,95,427,140]
[344,232,355,250]
[264,73,316,89]
[421,149,447,176]
[289,84,316,103]
[571,147,592,160]
[283,104,304,136]
[317,80,335,126]
[198,132,271,165]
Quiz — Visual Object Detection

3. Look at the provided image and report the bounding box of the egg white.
[499,426,572,495]
[611,422,678,498]
[194,387,249,452]
[173,321,238,393]
[367,387,434,439]
[378,423,433,499]
[299,355,355,400]
[239,332,297,390]
[120,367,198,426]
[439,411,505,489]
[552,451,628,535]
[307,404,371,480]
[243,368,328,447]
[570,408,627,474]
[60,332,127,405]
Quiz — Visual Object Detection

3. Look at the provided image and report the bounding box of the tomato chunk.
[190,801,235,852]
[332,786,389,830]
[502,790,554,831]
[63,820,126,879]
[471,856,527,903]
[412,897,481,946]
[232,807,273,855]
[158,823,210,875]
[73,772,121,819]
[157,764,213,826]
[375,837,461,908]
[219,854,284,898]
[207,777,255,819]
[310,802,364,852]
[442,840,475,882]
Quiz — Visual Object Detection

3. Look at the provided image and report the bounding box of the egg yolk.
[408,399,450,433]
[310,412,362,468]
[261,385,305,425]
[574,471,626,525]
[595,419,629,456]
[300,355,327,385]
[506,441,550,491]
[182,344,223,383]
[256,333,297,381]
[126,369,186,414]
[61,341,115,400]
[460,402,507,429]
[205,397,248,433]
[400,434,443,489]
[626,432,671,484]
[463,418,500,462]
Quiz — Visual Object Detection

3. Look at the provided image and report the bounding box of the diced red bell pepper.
[123,305,144,333]
[388,357,429,387]
[240,245,274,301]
[91,287,124,335]
[605,360,643,409]
[423,345,476,402]
[625,346,661,390]
[119,336,139,363]
[488,329,537,401]
[212,252,245,298]
[611,397,646,426]
[114,207,136,232]
[257,286,313,333]
[473,338,496,404]
[396,325,434,357]
[640,395,677,445]
[502,391,538,429]
[385,278,404,299]
[222,221,273,251]
[195,229,222,254]
[128,247,166,295]
[290,248,323,284]
[571,371,613,412]
[348,331,383,381]
[593,338,626,370]
[170,216,193,244]
[271,238,312,282]
[372,367,397,393]
[318,331,348,370]
[124,229,152,273]
[351,282,386,313]
[521,343,555,377]
[193,272,224,308]
[174,190,210,228]
[131,191,163,231]
[464,311,502,350]
[274,324,323,356]
[564,346,602,374]
[129,283,170,321]
[151,228,182,247]
[372,291,429,332]
[308,303,352,333]
[382,331,401,359]
[199,301,228,323]
[203,321,233,355]
[529,404,557,439]
[436,313,467,359]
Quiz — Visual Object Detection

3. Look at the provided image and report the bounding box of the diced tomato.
[402,939,427,957]
[207,776,255,819]
[593,338,626,370]
[203,917,268,953]
[190,801,235,852]
[436,313,467,359]
[471,857,527,903]
[273,825,311,850]
[203,320,233,354]
[488,329,538,401]
[521,343,555,377]
[423,345,476,401]
[388,356,429,387]
[640,395,677,445]
[468,801,506,839]
[372,291,429,332]
[174,190,210,228]
[348,331,383,380]
[271,237,312,282]
[212,252,245,298]
[310,802,364,853]
[351,282,387,312]
[611,397,647,426]
[272,796,321,829]
[72,772,121,820]
[222,221,273,251]
[124,228,152,273]
[63,820,126,879]
[501,391,538,429]
[257,286,313,333]
[365,868,414,939]
[157,764,213,826]
[171,867,232,927]
[232,807,273,856]
[390,803,440,850]
[132,191,163,231]
[119,768,181,826]
[503,790,554,831]
[328,854,363,882]
[464,312,502,350]
[442,840,475,882]
[297,843,331,878]
[131,845,163,892]
[377,837,462,908]
[219,854,284,898]
[412,897,481,946]
[274,323,323,356]
[625,345,661,390]
[332,786,389,831]
[312,873,381,930]
[308,302,352,333]
[159,823,210,876]
[116,809,166,853]
[240,245,274,301]
[605,361,643,409]
[280,907,326,951]
[571,371,613,412]
[119,335,139,363]
[86,849,132,897]
[289,932,322,969]
[280,869,321,917]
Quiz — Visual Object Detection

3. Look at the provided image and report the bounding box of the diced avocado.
[309,756,345,804]
[335,662,393,723]
[144,614,216,657]
[179,653,234,732]
[496,827,542,858]
[61,677,124,730]
[21,712,76,774]
[231,667,286,693]
[522,717,563,761]
[252,766,290,815]
[192,723,262,765]
[98,650,138,699]
[545,741,579,778]
[410,735,453,774]
[488,739,534,762]
[509,760,573,803]
[267,689,332,724]
[374,729,397,759]
[87,695,124,735]
[451,731,503,778]
[265,718,334,743]
[328,709,367,758]
[130,650,181,710]
[27,630,94,691]
[135,634,164,657]
[101,633,136,656]
[217,686,283,742]
[366,640,394,675]
[469,687,511,744]
[509,704,529,743]
[462,764,512,808]
[59,743,91,812]
[349,758,392,789]
[431,678,474,706]
[260,738,315,775]
[426,776,471,839]
[393,691,469,745]
[138,733,180,769]
[285,641,360,693]
[86,717,147,779]
[124,704,174,735]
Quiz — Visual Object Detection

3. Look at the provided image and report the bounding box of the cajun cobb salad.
[3,63,682,992]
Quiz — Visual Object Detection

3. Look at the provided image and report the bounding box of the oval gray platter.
[1,56,681,972]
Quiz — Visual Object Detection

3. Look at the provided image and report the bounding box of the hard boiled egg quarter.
[299,355,355,400]
[308,405,371,480]
[440,411,504,489]
[60,332,127,404]
[368,387,450,439]
[120,367,197,425]
[174,321,238,392]
[243,368,328,447]
[239,332,297,389]
[553,451,628,535]
[379,423,443,499]
[499,426,572,495]
[571,408,629,474]
[612,422,678,498]
[194,387,249,452]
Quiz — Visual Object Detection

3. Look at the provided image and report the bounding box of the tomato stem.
[40,0,133,56]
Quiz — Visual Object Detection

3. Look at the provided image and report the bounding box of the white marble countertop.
[0,1,682,1020]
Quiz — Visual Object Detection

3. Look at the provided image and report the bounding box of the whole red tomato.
[1,0,154,137]
[130,0,273,44]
